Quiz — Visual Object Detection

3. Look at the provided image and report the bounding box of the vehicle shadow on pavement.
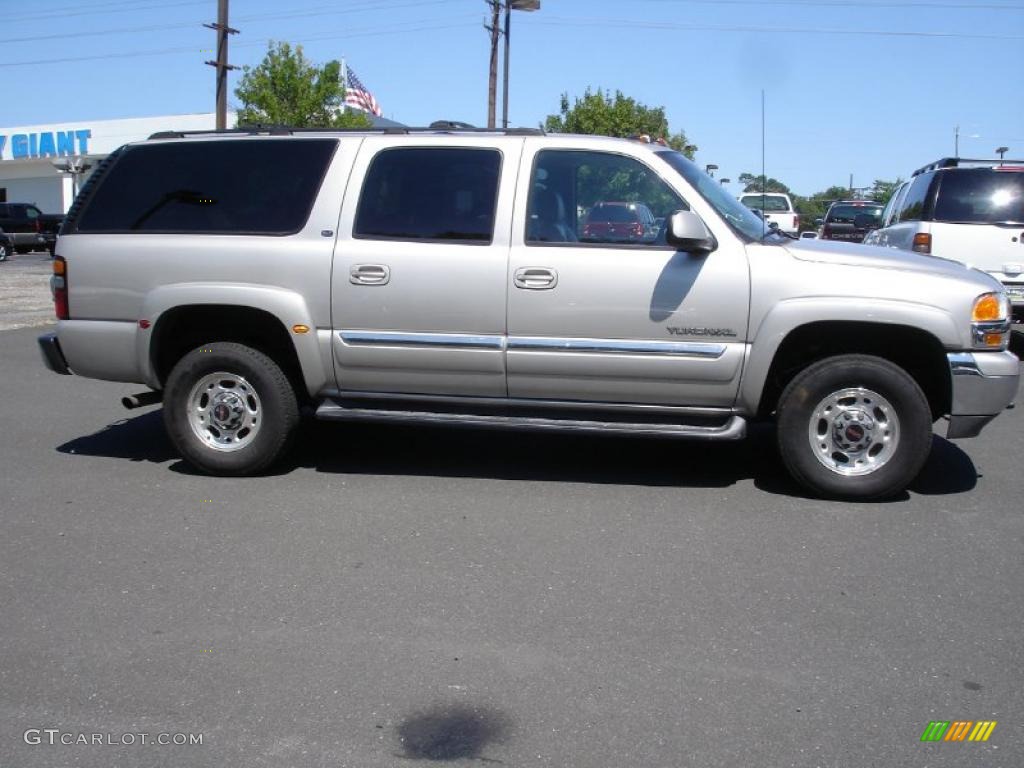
[55,409,178,463]
[53,410,979,499]
[283,420,978,500]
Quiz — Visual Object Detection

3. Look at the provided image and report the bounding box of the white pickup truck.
[738,192,799,236]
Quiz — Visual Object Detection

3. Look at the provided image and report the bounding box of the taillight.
[821,226,831,240]
[633,222,644,236]
[793,215,799,229]
[912,232,932,254]
[52,256,68,319]
[35,220,42,233]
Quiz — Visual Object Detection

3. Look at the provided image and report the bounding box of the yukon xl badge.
[667,326,737,338]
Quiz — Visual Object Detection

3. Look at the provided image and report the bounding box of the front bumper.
[946,351,1019,438]
[38,332,72,375]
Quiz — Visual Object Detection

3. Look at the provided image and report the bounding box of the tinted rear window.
[588,205,639,223]
[75,139,337,234]
[740,194,790,212]
[934,169,1024,224]
[827,204,883,223]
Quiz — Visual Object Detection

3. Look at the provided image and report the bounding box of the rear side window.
[74,139,337,234]
[896,173,933,222]
[354,147,501,243]
[934,169,1024,224]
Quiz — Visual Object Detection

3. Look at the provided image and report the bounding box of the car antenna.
[761,89,768,240]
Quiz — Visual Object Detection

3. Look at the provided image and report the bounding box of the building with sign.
[0,113,232,214]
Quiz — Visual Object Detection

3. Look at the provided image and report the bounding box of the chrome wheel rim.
[807,387,900,476]
[187,372,262,452]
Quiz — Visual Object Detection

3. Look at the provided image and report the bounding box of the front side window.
[527,150,684,246]
[880,183,906,226]
[896,173,933,223]
[75,139,337,234]
[354,147,501,243]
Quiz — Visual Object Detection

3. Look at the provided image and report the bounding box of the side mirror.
[854,213,879,230]
[814,217,823,226]
[665,210,717,254]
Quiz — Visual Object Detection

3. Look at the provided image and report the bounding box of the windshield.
[740,194,790,212]
[827,204,882,224]
[656,151,771,241]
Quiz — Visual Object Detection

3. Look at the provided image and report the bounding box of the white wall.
[1,177,63,213]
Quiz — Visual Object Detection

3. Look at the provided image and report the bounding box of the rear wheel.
[0,243,8,261]
[163,342,299,476]
[776,354,933,499]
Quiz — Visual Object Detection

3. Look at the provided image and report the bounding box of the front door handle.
[514,267,558,290]
[350,264,390,286]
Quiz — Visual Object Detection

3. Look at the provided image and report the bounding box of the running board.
[315,399,747,441]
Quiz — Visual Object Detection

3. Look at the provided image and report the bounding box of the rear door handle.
[514,267,557,290]
[350,264,390,286]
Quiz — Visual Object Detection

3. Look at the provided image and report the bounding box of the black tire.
[776,354,933,500]
[163,342,299,476]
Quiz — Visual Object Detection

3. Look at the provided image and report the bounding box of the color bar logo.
[921,721,997,742]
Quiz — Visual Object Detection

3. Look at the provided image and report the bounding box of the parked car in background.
[0,229,12,261]
[738,192,799,235]
[582,201,658,243]
[818,201,884,243]
[799,230,818,239]
[863,157,1024,328]
[0,202,64,255]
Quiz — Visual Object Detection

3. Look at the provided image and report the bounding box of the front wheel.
[776,354,933,500]
[163,342,299,476]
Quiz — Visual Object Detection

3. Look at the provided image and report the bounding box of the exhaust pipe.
[122,390,163,410]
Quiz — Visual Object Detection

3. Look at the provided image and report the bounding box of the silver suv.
[38,127,1019,499]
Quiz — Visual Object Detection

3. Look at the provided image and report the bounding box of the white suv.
[864,158,1024,328]
[737,192,799,236]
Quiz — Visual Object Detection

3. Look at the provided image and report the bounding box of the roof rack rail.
[911,157,1024,176]
[147,124,545,140]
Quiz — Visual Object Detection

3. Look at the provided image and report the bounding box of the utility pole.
[485,0,500,129]
[205,0,239,130]
[954,124,959,158]
[502,1,511,129]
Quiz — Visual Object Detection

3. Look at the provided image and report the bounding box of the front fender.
[138,283,330,396]
[737,297,960,415]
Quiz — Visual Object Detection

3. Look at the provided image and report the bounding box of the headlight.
[972,292,1009,322]
[971,291,1011,348]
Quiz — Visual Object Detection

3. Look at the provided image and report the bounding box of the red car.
[582,201,657,243]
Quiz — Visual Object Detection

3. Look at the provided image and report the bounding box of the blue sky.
[3,0,1022,195]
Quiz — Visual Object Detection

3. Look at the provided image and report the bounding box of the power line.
[0,0,465,45]
[0,18,479,69]
[535,15,1024,40]
[3,0,208,24]
[639,0,1024,8]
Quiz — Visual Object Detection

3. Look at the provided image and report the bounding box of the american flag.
[344,65,382,117]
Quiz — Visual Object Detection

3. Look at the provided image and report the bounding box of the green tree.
[544,88,696,157]
[869,178,904,205]
[737,173,791,194]
[234,41,372,128]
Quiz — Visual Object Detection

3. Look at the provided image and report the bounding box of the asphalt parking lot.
[1,266,1022,766]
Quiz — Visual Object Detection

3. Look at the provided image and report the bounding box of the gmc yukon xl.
[38,127,1019,499]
